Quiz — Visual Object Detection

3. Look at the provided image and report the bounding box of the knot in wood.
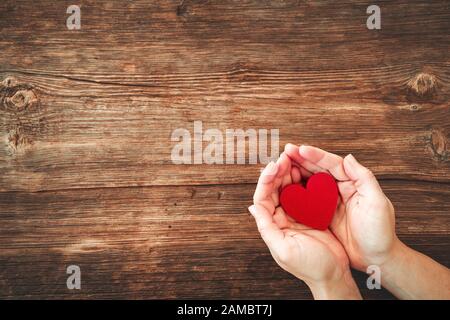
[7,127,31,151]
[176,1,189,17]
[407,72,437,97]
[429,129,448,162]
[1,77,38,112]
[2,76,19,88]
[8,90,37,112]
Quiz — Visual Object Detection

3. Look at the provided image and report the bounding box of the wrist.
[378,238,412,282]
[307,270,362,300]
[360,236,405,272]
[378,237,409,271]
[377,238,450,299]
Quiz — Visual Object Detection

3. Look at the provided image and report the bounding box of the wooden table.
[0,0,448,299]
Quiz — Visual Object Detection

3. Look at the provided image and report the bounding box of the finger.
[336,180,357,203]
[300,159,326,175]
[271,190,279,207]
[343,154,383,198]
[284,143,325,174]
[284,143,304,165]
[258,161,279,184]
[277,153,292,189]
[249,204,285,249]
[299,166,313,179]
[270,156,282,205]
[299,145,349,181]
[275,206,298,224]
[291,166,301,184]
[273,206,294,229]
[270,153,291,206]
[253,161,279,212]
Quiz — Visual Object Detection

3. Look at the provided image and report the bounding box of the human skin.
[284,144,450,299]
[249,152,362,299]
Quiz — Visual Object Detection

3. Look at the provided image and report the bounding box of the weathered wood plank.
[0,72,448,191]
[1,0,449,191]
[0,181,448,298]
[0,0,448,191]
[0,0,449,75]
[0,0,448,300]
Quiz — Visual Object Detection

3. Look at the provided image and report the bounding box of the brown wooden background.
[0,0,448,299]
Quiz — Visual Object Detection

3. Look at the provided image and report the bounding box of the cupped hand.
[250,153,360,298]
[284,144,398,272]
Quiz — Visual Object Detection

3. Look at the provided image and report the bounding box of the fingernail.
[276,153,285,164]
[248,205,257,216]
[262,161,277,176]
[299,145,306,156]
[284,143,295,150]
[347,154,358,165]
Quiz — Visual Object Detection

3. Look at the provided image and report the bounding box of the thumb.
[248,204,284,249]
[343,154,383,198]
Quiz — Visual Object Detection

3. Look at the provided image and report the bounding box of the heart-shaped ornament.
[279,172,338,230]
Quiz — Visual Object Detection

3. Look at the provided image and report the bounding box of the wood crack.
[0,178,448,195]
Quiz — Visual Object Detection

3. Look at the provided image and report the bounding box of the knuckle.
[364,167,373,176]
[362,168,375,180]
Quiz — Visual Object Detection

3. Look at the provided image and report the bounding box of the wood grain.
[0,181,448,299]
[0,71,448,192]
[0,0,449,299]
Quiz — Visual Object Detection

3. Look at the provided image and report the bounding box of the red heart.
[279,172,338,230]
